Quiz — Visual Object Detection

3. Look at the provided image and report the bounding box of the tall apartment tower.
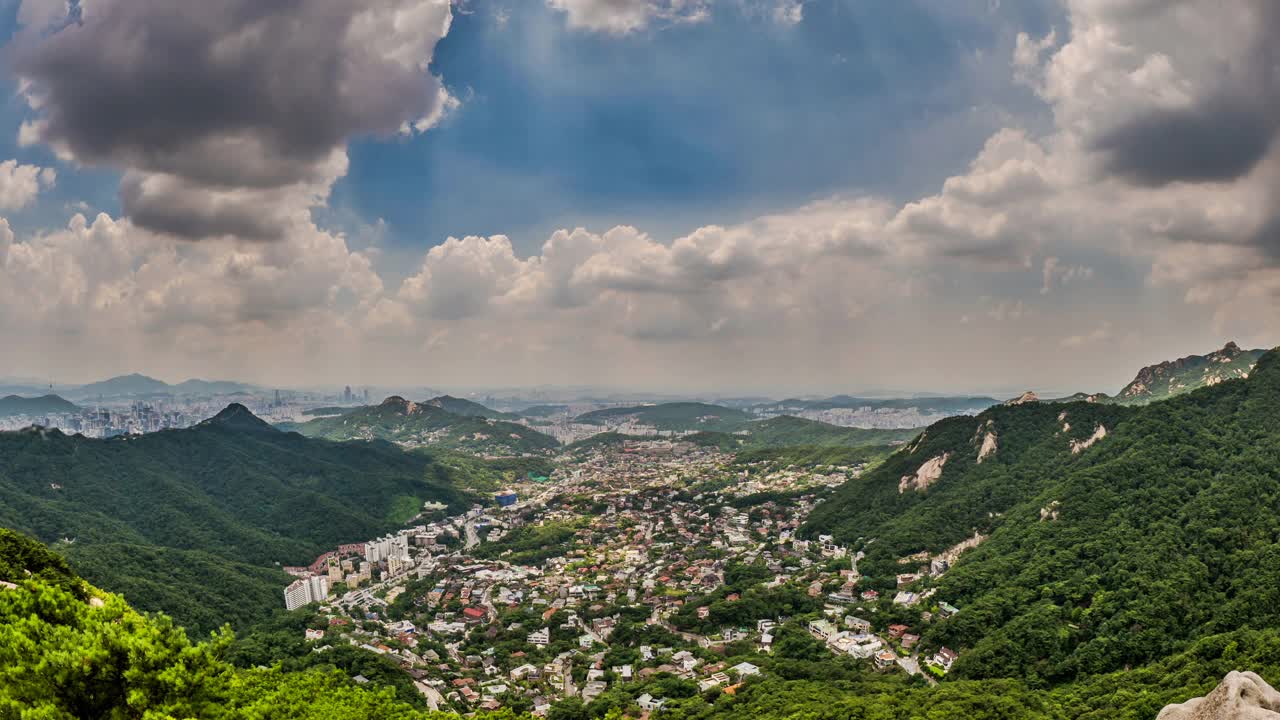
[283,574,330,611]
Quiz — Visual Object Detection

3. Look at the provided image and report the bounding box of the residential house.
[929,647,959,672]
[637,694,667,712]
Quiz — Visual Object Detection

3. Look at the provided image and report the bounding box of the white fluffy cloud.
[0,160,55,210]
[547,0,711,33]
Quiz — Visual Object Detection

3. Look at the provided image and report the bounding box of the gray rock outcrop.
[1158,672,1280,720]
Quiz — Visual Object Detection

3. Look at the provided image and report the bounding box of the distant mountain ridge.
[71,373,257,399]
[573,402,753,432]
[566,414,919,459]
[291,395,559,455]
[0,394,80,418]
[759,395,999,414]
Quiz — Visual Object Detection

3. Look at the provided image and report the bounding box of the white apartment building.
[364,534,410,564]
[284,574,329,611]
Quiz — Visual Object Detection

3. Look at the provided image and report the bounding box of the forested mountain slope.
[292,396,558,455]
[804,348,1280,683]
[424,395,518,420]
[573,402,753,431]
[0,405,474,633]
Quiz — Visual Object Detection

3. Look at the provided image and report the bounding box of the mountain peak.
[1118,343,1268,402]
[379,396,418,414]
[198,404,274,432]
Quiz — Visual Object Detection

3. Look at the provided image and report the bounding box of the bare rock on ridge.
[1158,672,1280,720]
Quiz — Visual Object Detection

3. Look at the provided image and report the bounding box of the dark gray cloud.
[1255,205,1280,260]
[1093,101,1278,187]
[1089,2,1280,188]
[118,172,295,242]
[10,0,451,240]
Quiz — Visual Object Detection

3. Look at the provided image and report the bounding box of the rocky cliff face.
[1118,342,1265,403]
[1158,672,1280,720]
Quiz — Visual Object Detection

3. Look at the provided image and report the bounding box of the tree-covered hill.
[714,415,919,449]
[0,393,80,417]
[292,396,558,455]
[515,404,570,418]
[424,395,518,420]
[803,347,1280,685]
[573,402,753,432]
[756,395,998,414]
[566,417,916,464]
[0,406,476,633]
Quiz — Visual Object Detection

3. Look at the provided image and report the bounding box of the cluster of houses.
[277,438,970,714]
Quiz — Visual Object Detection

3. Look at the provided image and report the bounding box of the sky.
[0,0,1277,396]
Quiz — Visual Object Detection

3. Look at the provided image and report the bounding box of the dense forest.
[804,348,1280,685]
[0,406,476,633]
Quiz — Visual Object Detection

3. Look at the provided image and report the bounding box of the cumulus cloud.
[771,1,803,25]
[0,159,56,210]
[11,0,453,241]
[546,0,712,34]
[4,0,1280,391]
[1084,4,1280,186]
[390,199,901,344]
[0,211,385,380]
[934,0,1280,341]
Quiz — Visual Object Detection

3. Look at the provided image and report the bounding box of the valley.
[6,344,1280,719]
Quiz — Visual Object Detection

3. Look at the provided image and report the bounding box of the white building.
[364,533,411,565]
[637,694,666,712]
[284,574,329,611]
